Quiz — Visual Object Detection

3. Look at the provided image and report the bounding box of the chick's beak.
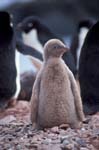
[60,46,69,53]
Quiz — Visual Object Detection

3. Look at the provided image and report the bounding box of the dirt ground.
[0,101,99,150]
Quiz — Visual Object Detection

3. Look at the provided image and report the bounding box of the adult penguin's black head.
[0,11,11,30]
[17,16,52,34]
[77,19,94,33]
[0,11,13,44]
[82,21,99,49]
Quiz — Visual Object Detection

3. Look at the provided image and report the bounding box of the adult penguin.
[17,16,76,77]
[0,11,20,109]
[70,19,94,71]
[0,11,44,109]
[79,21,99,115]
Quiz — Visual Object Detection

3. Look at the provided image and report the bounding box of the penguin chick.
[18,71,36,101]
[18,57,42,101]
[17,16,76,77]
[30,39,84,129]
[0,11,20,110]
[79,21,99,115]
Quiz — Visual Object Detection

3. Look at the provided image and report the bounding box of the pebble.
[59,124,69,130]
[47,133,58,140]
[51,139,60,144]
[16,144,22,150]
[81,128,86,131]
[62,139,70,145]
[60,135,70,143]
[50,126,59,134]
[80,148,89,150]
[5,144,11,148]
[42,138,52,145]
[59,130,67,136]
[61,143,74,150]
[76,138,86,147]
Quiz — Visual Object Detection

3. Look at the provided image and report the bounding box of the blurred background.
[0,0,98,72]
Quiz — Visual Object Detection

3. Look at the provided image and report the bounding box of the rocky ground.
[0,101,99,150]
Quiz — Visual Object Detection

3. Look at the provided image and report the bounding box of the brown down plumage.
[30,39,85,129]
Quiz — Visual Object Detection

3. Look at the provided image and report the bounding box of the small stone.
[83,117,91,124]
[32,135,42,143]
[32,144,38,149]
[47,133,58,140]
[16,144,22,150]
[60,135,70,143]
[51,139,60,144]
[80,148,89,150]
[61,143,73,150]
[27,133,33,138]
[76,138,86,147]
[5,144,11,149]
[59,124,69,130]
[42,138,52,145]
[25,143,36,149]
[20,137,24,140]
[50,126,59,134]
[31,140,38,144]
[93,129,99,136]
[62,139,70,145]
[81,128,86,131]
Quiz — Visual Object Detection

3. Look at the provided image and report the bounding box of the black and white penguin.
[79,21,99,115]
[17,16,76,76]
[0,11,20,109]
[16,38,43,61]
[70,20,94,71]
[17,16,58,53]
[0,11,44,108]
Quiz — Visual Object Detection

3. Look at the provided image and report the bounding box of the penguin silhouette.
[0,11,20,109]
[79,21,99,115]
[17,16,76,77]
[30,39,84,129]
[0,11,44,109]
[70,20,94,71]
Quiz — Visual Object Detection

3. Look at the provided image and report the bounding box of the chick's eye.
[54,45,58,49]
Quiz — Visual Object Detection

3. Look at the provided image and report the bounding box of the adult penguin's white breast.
[76,27,88,69]
[12,50,21,99]
[22,29,43,53]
